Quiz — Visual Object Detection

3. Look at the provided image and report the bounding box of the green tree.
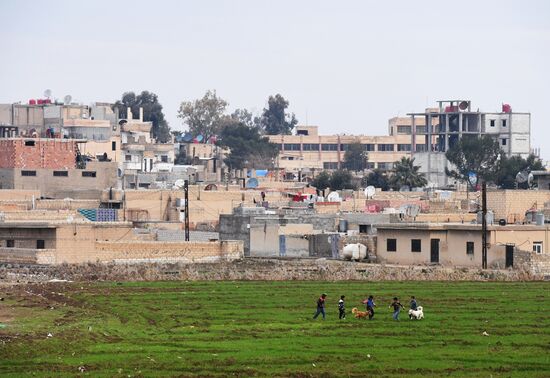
[216,122,278,170]
[389,157,427,190]
[496,154,544,189]
[177,90,228,143]
[311,171,331,190]
[329,170,356,190]
[260,94,298,135]
[342,141,368,172]
[362,169,390,191]
[445,135,503,188]
[113,91,171,142]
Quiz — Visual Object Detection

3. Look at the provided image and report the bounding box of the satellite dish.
[468,172,477,186]
[196,135,204,142]
[63,95,72,105]
[364,186,375,198]
[44,89,52,99]
[516,171,528,183]
[173,179,186,189]
[458,101,469,111]
[407,204,421,218]
[327,192,341,202]
[246,178,259,189]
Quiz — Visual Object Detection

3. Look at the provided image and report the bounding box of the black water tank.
[498,219,507,226]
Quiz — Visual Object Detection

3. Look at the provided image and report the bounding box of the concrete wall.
[0,161,118,199]
[376,227,506,267]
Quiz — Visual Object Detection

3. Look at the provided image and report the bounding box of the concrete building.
[0,221,243,265]
[219,206,338,257]
[376,222,547,268]
[267,126,412,180]
[406,100,531,187]
[0,138,117,198]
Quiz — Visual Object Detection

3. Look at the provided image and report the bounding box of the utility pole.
[184,179,189,242]
[481,180,487,269]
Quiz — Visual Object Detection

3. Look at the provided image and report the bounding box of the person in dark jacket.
[338,295,346,319]
[366,295,376,320]
[389,297,404,321]
[313,294,327,320]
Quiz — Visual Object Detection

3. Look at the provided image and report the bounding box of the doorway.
[505,245,514,268]
[430,239,440,263]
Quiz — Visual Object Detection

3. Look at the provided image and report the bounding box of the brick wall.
[514,249,550,276]
[0,139,77,169]
[487,190,550,221]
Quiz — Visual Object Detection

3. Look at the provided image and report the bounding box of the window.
[82,171,96,177]
[340,144,350,151]
[466,241,474,255]
[490,119,495,127]
[321,144,338,151]
[416,126,427,134]
[296,129,309,136]
[24,140,35,146]
[387,239,397,252]
[111,141,116,151]
[125,155,132,162]
[323,162,339,169]
[411,239,422,252]
[363,144,375,151]
[283,143,300,151]
[397,126,411,134]
[36,240,45,249]
[366,162,375,169]
[378,144,394,152]
[6,240,14,248]
[21,170,36,176]
[533,242,543,254]
[502,119,507,127]
[377,162,393,170]
[502,139,507,146]
[276,144,283,151]
[397,144,412,151]
[416,144,427,152]
[53,171,68,177]
[302,143,319,151]
[359,225,368,234]
[161,155,168,163]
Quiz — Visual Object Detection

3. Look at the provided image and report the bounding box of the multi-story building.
[405,100,531,187]
[268,126,411,180]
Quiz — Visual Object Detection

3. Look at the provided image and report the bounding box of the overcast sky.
[1,1,549,157]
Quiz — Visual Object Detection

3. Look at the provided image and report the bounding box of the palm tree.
[389,157,427,190]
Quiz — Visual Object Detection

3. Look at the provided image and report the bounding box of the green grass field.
[0,281,549,377]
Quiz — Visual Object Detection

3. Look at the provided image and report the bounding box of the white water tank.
[342,243,367,261]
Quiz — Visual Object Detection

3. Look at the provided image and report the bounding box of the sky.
[1,0,549,157]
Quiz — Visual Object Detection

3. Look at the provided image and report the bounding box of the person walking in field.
[313,293,327,320]
[366,295,376,320]
[338,295,346,319]
[409,296,418,319]
[389,297,404,321]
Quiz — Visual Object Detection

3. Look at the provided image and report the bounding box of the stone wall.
[514,249,550,276]
[0,258,542,283]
